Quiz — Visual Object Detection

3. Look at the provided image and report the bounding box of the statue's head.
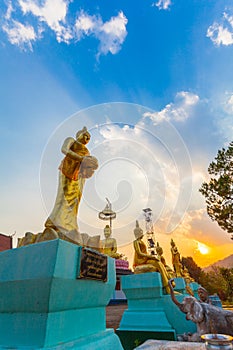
[198,287,209,302]
[156,242,163,255]
[76,126,90,145]
[134,220,143,239]
[104,225,112,238]
[171,238,175,247]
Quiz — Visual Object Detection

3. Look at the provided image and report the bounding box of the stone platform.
[0,239,123,349]
[135,339,205,349]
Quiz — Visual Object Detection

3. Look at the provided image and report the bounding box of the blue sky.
[1,0,233,266]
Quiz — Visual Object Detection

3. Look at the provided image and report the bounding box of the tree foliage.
[181,256,204,284]
[199,141,233,236]
[219,267,233,300]
[182,256,233,302]
[201,266,228,300]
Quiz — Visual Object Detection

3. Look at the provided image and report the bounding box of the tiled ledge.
[135,339,205,349]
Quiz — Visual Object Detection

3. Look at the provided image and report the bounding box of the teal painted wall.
[0,239,121,349]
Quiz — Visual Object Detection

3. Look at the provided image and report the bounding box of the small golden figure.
[181,266,194,296]
[156,242,175,279]
[17,232,38,247]
[182,266,194,282]
[133,221,170,293]
[101,225,122,259]
[170,239,182,277]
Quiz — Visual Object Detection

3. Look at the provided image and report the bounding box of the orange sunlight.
[195,240,209,255]
[118,236,233,271]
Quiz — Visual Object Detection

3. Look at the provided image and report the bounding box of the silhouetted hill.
[203,254,233,272]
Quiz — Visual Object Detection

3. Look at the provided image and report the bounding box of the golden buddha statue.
[101,225,122,259]
[181,267,195,296]
[133,221,170,293]
[44,126,98,243]
[17,127,100,249]
[170,238,182,277]
[156,242,175,279]
[182,266,194,283]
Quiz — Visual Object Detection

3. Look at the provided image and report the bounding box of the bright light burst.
[195,241,209,255]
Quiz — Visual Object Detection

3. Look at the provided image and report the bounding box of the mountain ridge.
[203,254,233,272]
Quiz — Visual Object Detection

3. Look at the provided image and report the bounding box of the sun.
[197,241,209,255]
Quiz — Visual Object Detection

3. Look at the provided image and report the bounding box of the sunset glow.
[196,241,209,255]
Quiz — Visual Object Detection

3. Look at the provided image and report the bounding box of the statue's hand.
[151,255,160,262]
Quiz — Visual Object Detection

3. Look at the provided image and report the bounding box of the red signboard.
[0,233,12,252]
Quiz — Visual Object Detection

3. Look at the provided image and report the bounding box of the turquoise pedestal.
[0,239,123,349]
[173,277,186,294]
[190,281,200,298]
[116,273,196,350]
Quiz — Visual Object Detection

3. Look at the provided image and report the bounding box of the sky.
[0,0,233,268]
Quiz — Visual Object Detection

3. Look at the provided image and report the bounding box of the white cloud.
[94,123,185,231]
[91,112,193,235]
[207,24,233,46]
[143,91,200,124]
[152,0,172,10]
[74,10,128,57]
[207,12,233,46]
[5,1,13,20]
[2,19,36,51]
[98,11,128,55]
[75,11,99,40]
[1,2,128,55]
[18,0,72,43]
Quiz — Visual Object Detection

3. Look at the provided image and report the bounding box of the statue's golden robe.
[59,141,89,180]
[45,140,90,236]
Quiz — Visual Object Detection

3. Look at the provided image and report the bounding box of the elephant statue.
[168,279,233,342]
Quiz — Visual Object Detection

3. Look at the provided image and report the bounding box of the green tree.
[201,266,228,301]
[199,141,233,237]
[181,256,204,284]
[219,267,233,301]
[181,257,232,301]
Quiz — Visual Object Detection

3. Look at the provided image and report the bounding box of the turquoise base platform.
[0,239,123,349]
[0,329,120,350]
[116,273,197,350]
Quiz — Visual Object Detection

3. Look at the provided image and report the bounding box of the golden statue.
[101,225,122,259]
[17,127,101,249]
[44,126,98,243]
[170,238,182,277]
[182,266,194,283]
[17,232,38,247]
[181,266,195,296]
[133,221,170,293]
[156,242,175,279]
